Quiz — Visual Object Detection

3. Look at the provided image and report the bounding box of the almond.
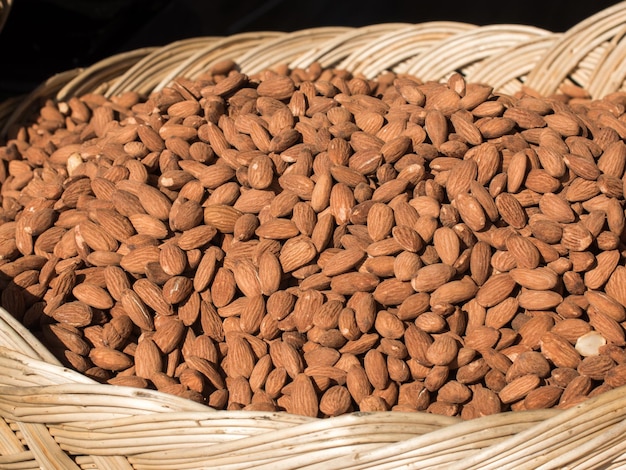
[51,301,93,327]
[523,385,562,410]
[135,337,163,379]
[476,273,516,307]
[288,373,319,417]
[72,283,114,310]
[498,374,541,404]
[454,192,487,231]
[540,332,581,368]
[411,263,456,292]
[89,347,133,371]
[426,334,459,366]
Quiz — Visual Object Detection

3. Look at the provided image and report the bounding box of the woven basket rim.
[2,310,626,470]
[5,299,625,470]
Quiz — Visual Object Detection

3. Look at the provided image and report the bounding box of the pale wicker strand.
[48,412,455,469]
[103,37,219,97]
[126,440,377,468]
[236,27,353,75]
[0,349,96,387]
[517,417,626,470]
[56,47,158,101]
[0,417,25,458]
[73,442,139,469]
[135,414,448,469]
[364,25,478,78]
[602,463,626,470]
[0,385,211,422]
[299,409,554,470]
[578,452,626,470]
[255,441,472,470]
[90,455,135,470]
[459,387,626,470]
[57,416,315,443]
[501,407,626,469]
[0,310,60,365]
[57,415,414,441]
[119,39,220,95]
[465,34,561,93]
[67,409,314,433]
[250,444,387,470]
[541,422,626,470]
[586,25,626,98]
[0,450,39,470]
[17,422,80,470]
[524,1,626,95]
[372,427,539,469]
[567,42,610,92]
[569,439,626,470]
[295,24,410,70]
[0,340,61,377]
[291,430,515,470]
[0,359,79,388]
[127,412,455,458]
[175,36,280,77]
[181,37,284,78]
[338,22,475,77]
[365,443,511,470]
[54,424,305,453]
[287,23,411,71]
[402,24,550,82]
[557,22,626,90]
[134,439,374,470]
[152,32,285,92]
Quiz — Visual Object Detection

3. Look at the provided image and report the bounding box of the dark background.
[0,0,620,100]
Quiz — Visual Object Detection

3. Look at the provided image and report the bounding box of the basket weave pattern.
[2,3,626,469]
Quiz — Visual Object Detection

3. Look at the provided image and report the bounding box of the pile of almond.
[0,60,625,419]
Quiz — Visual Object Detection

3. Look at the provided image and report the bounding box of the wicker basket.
[2,2,626,469]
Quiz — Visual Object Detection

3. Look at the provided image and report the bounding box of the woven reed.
[2,2,626,469]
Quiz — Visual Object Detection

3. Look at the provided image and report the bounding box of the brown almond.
[540,332,581,368]
[475,273,516,308]
[498,374,541,404]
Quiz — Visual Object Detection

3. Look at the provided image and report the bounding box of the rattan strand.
[465,35,561,94]
[151,32,286,94]
[287,23,409,71]
[0,305,60,365]
[57,48,158,101]
[237,27,353,75]
[586,26,626,99]
[336,22,475,77]
[400,24,550,82]
[525,2,626,95]
[104,38,219,97]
